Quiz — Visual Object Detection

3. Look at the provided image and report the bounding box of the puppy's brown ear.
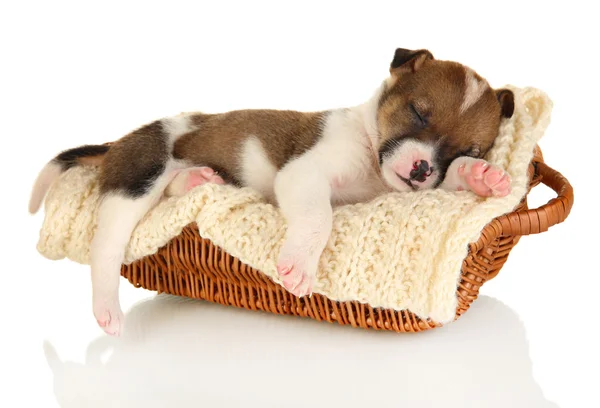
[390,48,434,75]
[496,89,515,118]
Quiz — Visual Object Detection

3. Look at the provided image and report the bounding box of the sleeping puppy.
[29,48,514,336]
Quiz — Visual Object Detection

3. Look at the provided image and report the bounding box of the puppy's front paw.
[276,258,314,297]
[93,301,124,336]
[457,158,511,197]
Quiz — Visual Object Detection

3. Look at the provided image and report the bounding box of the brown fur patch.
[173,110,326,184]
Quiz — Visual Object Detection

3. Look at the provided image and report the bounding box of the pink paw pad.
[276,262,313,297]
[94,306,124,336]
[185,167,225,192]
[459,160,511,198]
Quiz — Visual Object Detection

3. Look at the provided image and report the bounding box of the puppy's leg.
[91,116,194,336]
[274,159,332,297]
[440,157,511,197]
[91,192,163,336]
[164,167,225,197]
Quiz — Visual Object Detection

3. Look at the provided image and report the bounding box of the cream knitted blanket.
[36,86,552,324]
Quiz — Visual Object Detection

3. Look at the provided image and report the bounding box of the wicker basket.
[120,147,573,332]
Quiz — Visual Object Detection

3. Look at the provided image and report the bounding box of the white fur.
[29,161,62,214]
[240,137,278,202]
[161,114,193,149]
[164,170,190,197]
[440,156,475,191]
[361,82,387,156]
[274,157,333,295]
[91,161,183,336]
[460,69,487,114]
[315,109,387,203]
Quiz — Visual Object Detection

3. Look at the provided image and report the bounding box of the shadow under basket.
[120,147,574,332]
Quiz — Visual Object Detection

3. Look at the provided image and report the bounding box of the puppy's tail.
[29,144,110,214]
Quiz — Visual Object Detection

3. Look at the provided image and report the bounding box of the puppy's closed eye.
[409,103,428,127]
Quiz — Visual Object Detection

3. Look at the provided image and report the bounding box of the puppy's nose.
[409,160,433,182]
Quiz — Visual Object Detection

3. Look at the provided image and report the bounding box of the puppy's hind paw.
[165,167,225,197]
[94,303,124,336]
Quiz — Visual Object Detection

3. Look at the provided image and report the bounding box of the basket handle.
[496,161,574,237]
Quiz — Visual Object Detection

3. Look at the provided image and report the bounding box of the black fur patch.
[390,49,433,69]
[124,162,166,198]
[54,144,110,170]
[496,89,515,118]
[99,120,169,198]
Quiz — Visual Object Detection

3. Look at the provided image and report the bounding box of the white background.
[1,1,597,407]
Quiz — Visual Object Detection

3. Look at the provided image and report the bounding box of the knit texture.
[36,86,552,323]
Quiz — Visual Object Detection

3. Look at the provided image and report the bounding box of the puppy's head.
[377,48,514,191]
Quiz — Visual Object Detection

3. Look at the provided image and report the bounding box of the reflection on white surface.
[44,295,558,408]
